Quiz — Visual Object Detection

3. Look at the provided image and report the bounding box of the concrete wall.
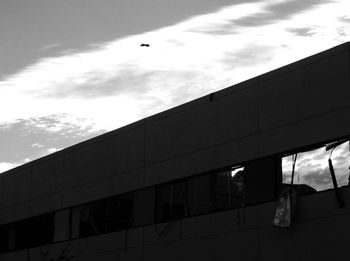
[0,42,349,232]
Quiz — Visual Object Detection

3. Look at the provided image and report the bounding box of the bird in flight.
[140,43,150,47]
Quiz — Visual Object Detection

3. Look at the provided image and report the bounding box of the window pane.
[244,157,281,204]
[156,181,187,222]
[8,226,15,251]
[187,174,211,216]
[212,169,245,211]
[14,214,54,250]
[0,225,12,253]
[71,207,80,239]
[53,209,71,242]
[14,220,30,250]
[282,141,350,193]
[77,193,134,238]
[78,203,101,237]
[134,187,155,226]
[99,193,134,233]
[28,214,55,248]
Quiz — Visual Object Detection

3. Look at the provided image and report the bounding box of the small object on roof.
[140,43,150,47]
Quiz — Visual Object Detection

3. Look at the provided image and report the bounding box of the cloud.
[220,44,275,71]
[0,0,349,167]
[40,43,62,52]
[47,147,61,153]
[282,141,350,190]
[287,27,316,37]
[301,168,333,191]
[1,0,348,104]
[339,15,350,23]
[0,114,104,164]
[31,143,43,148]
[0,162,18,174]
[232,0,332,27]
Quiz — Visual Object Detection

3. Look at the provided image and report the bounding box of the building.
[0,42,350,260]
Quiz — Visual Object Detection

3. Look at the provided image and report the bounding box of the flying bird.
[140,43,150,47]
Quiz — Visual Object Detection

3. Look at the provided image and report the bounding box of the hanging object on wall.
[273,153,298,227]
[273,187,296,227]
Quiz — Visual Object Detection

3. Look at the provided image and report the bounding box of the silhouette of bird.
[140,43,150,47]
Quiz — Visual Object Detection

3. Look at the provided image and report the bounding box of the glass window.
[77,203,100,237]
[156,181,187,222]
[75,193,134,238]
[71,207,81,239]
[14,213,54,250]
[212,168,245,211]
[28,214,55,248]
[244,157,281,204]
[134,187,155,226]
[99,193,134,233]
[0,225,13,253]
[8,226,15,251]
[14,220,29,250]
[282,141,350,194]
[187,174,211,216]
[0,226,7,253]
[53,209,71,242]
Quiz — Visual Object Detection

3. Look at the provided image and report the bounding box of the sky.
[0,0,350,185]
[282,142,350,191]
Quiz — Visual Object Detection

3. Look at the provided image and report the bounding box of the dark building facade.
[0,42,350,260]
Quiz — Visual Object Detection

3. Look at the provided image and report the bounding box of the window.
[282,140,350,194]
[0,225,14,253]
[156,181,187,222]
[133,187,155,226]
[76,203,100,237]
[27,214,55,248]
[8,226,15,251]
[14,214,54,250]
[73,193,134,238]
[99,193,134,232]
[211,157,281,209]
[212,168,245,211]
[0,226,7,253]
[71,207,81,239]
[53,209,71,242]
[187,174,211,216]
[244,157,281,204]
[13,220,30,250]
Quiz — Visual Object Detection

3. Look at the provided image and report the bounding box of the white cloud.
[47,147,60,153]
[282,142,350,191]
[40,43,62,52]
[0,0,349,167]
[0,162,18,174]
[0,115,105,169]
[31,143,43,148]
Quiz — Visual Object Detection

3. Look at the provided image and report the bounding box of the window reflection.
[75,193,134,238]
[282,141,350,193]
[53,209,70,242]
[156,181,187,222]
[14,214,54,249]
[134,187,155,226]
[187,174,211,216]
[0,225,12,253]
[212,167,245,211]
